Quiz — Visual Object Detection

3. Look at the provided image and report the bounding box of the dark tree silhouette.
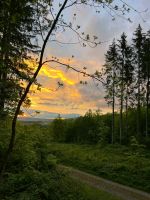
[102,40,119,144]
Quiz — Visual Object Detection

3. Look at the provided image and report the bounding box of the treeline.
[101,25,150,144]
[51,109,150,147]
[51,25,150,147]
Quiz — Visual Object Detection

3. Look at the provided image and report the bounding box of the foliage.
[101,25,150,143]
[0,169,122,200]
[0,170,84,200]
[51,110,110,144]
[50,109,150,146]
[0,121,121,200]
[0,0,39,117]
[48,142,150,192]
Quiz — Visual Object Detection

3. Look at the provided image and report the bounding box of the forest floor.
[59,165,150,200]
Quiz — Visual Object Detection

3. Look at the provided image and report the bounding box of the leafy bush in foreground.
[0,123,86,200]
[0,170,89,200]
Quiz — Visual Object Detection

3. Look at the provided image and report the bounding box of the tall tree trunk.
[146,62,150,137]
[137,58,141,138]
[0,62,7,115]
[120,91,123,144]
[112,76,115,144]
[119,58,124,144]
[0,45,6,116]
[125,86,128,140]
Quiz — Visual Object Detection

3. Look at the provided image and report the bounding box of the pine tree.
[132,25,145,138]
[117,33,134,143]
[143,30,150,137]
[0,0,46,117]
[103,40,119,144]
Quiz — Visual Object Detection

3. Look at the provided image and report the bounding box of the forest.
[0,0,150,200]
[51,25,150,147]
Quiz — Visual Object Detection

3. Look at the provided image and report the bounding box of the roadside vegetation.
[0,120,122,200]
[48,142,150,192]
[48,107,150,192]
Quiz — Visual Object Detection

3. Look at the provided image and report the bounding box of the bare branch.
[42,59,105,84]
[50,39,80,45]
[64,0,78,9]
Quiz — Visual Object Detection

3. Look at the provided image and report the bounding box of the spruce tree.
[103,40,119,144]
[132,25,145,138]
[143,30,150,137]
[117,33,134,143]
[0,0,46,117]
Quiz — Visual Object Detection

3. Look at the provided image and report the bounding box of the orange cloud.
[39,67,75,85]
[22,56,108,116]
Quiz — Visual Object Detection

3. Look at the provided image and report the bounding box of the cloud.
[22,0,150,118]
[40,66,75,85]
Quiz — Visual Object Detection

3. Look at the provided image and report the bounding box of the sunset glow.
[40,67,75,85]
[21,0,150,119]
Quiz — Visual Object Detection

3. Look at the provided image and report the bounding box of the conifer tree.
[132,25,145,138]
[143,30,150,137]
[117,33,134,143]
[0,0,48,117]
[103,40,119,144]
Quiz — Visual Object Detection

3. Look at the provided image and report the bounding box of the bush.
[0,169,87,200]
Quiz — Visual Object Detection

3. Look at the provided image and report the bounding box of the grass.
[48,143,150,192]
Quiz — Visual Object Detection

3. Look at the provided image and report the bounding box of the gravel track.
[59,165,150,200]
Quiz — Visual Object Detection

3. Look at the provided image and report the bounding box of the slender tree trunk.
[137,59,141,138]
[119,59,124,144]
[0,70,3,112]
[125,86,128,140]
[146,62,150,137]
[137,89,141,137]
[120,93,123,144]
[0,66,7,115]
[112,77,115,144]
[0,40,6,115]
[111,69,116,144]
[0,0,68,177]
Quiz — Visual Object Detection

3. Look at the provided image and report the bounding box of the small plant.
[130,136,139,151]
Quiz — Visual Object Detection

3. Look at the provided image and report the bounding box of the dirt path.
[59,165,150,200]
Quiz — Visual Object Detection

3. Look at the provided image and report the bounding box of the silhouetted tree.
[103,40,119,144]
[0,0,44,117]
[117,33,134,143]
[132,25,145,138]
[143,30,150,137]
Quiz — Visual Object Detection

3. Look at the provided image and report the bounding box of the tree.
[117,33,134,143]
[0,0,43,117]
[143,30,150,137]
[102,40,119,144]
[122,39,134,140]
[132,25,145,138]
[52,115,66,142]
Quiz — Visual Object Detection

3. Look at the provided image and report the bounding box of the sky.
[23,0,150,119]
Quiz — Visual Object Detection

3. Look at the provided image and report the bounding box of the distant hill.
[18,113,80,125]
[18,117,53,122]
[18,117,53,125]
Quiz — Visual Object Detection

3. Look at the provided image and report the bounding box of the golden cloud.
[39,67,75,85]
[22,56,108,116]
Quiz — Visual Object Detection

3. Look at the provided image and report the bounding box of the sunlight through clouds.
[22,0,150,118]
[39,67,75,85]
